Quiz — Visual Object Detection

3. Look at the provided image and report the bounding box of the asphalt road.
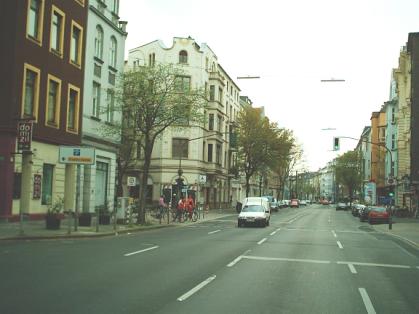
[1,204,418,314]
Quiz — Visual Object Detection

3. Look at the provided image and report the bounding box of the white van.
[237,197,270,227]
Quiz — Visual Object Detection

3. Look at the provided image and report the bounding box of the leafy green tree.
[267,129,296,200]
[335,150,363,206]
[101,63,206,224]
[236,107,277,197]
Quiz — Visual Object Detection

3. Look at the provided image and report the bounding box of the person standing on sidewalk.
[187,195,195,221]
[159,195,168,218]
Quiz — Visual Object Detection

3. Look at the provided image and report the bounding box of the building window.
[208,144,213,162]
[67,85,80,132]
[209,85,215,101]
[110,0,119,14]
[41,164,54,205]
[217,115,222,132]
[94,25,103,59]
[209,114,214,131]
[172,138,188,158]
[216,144,221,164]
[94,63,101,77]
[21,63,40,120]
[391,134,396,150]
[106,89,114,123]
[149,53,155,67]
[108,71,115,85]
[50,6,65,56]
[391,107,396,124]
[175,76,191,93]
[218,87,223,103]
[26,0,44,44]
[70,21,83,67]
[179,50,188,64]
[92,82,101,118]
[109,36,117,68]
[45,75,61,127]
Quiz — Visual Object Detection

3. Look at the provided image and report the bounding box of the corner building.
[127,37,241,208]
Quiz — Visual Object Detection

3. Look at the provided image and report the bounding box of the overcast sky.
[119,0,419,171]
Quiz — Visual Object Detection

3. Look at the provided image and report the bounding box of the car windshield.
[241,205,264,212]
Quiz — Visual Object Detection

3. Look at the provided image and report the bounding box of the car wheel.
[266,219,270,226]
[237,221,241,228]
[261,220,266,228]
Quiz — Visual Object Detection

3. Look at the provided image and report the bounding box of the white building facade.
[79,0,127,213]
[127,37,241,208]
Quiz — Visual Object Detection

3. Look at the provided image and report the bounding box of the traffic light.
[333,137,340,151]
[389,192,394,197]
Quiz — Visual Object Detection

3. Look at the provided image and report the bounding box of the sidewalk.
[372,217,419,249]
[0,208,237,241]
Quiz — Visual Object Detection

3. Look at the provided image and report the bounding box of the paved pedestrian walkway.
[0,208,237,241]
[372,216,419,249]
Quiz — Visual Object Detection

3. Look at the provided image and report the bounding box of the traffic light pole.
[336,136,394,229]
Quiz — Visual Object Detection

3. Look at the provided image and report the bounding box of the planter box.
[99,214,111,225]
[45,215,61,230]
[78,213,92,226]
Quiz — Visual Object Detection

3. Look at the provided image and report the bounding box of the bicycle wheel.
[191,210,198,222]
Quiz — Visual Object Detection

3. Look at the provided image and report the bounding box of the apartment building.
[0,0,87,219]
[127,37,241,208]
[393,45,412,208]
[78,0,127,214]
[370,110,386,202]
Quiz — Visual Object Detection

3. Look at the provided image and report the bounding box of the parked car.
[336,202,348,210]
[283,200,290,207]
[299,200,307,206]
[290,199,299,208]
[359,206,371,222]
[270,201,279,212]
[238,197,270,227]
[368,206,390,224]
[352,204,365,217]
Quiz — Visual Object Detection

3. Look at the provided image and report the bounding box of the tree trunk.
[137,139,153,224]
[245,174,251,197]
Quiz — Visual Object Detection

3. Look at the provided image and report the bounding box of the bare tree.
[101,63,206,224]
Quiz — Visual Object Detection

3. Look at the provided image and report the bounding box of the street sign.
[59,146,95,165]
[127,176,136,186]
[17,121,33,151]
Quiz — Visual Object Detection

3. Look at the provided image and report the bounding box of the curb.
[373,226,419,250]
[0,212,236,241]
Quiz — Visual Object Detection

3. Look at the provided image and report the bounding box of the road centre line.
[358,288,377,314]
[348,264,357,274]
[337,241,343,249]
[258,238,267,245]
[177,275,216,302]
[124,246,159,257]
[208,229,221,234]
[331,230,337,238]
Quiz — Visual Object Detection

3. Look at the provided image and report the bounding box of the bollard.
[388,217,392,230]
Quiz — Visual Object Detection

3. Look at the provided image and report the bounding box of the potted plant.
[98,204,111,225]
[45,196,64,230]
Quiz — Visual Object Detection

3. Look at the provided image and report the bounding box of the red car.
[321,199,329,205]
[290,199,299,208]
[368,206,390,224]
